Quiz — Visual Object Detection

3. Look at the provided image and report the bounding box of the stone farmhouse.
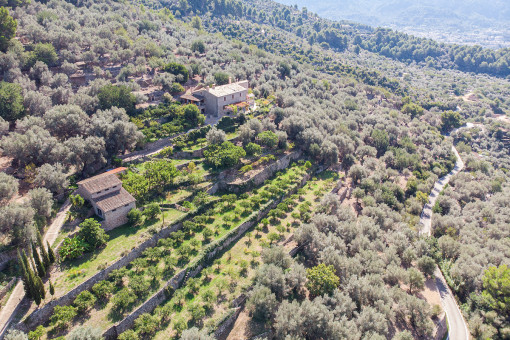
[76,168,136,231]
[180,79,249,116]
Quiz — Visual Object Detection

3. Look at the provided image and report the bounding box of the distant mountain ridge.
[275,0,510,48]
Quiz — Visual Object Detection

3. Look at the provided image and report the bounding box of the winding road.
[0,200,71,339]
[419,144,470,340]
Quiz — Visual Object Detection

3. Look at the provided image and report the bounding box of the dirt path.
[0,200,71,338]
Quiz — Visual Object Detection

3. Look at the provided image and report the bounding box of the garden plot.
[39,164,309,338]
[124,171,338,339]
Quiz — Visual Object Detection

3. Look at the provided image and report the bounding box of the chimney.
[228,77,232,84]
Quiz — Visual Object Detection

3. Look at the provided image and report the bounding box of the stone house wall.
[102,201,136,231]
[18,201,217,332]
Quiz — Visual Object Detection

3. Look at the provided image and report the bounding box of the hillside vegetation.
[0,0,508,339]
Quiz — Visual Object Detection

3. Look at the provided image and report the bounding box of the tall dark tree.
[0,7,16,52]
[32,241,46,278]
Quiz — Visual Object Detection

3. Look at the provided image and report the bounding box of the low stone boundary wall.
[0,278,17,301]
[19,201,217,331]
[104,173,311,339]
[208,151,302,195]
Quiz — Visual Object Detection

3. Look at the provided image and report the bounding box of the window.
[124,204,130,207]
[224,97,226,101]
[232,95,234,99]
[112,209,116,212]
[97,208,103,217]
[105,188,109,192]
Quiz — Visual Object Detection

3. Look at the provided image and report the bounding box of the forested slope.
[0,0,508,338]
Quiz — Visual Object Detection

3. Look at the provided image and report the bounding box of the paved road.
[419,143,470,340]
[0,200,71,338]
[419,145,464,236]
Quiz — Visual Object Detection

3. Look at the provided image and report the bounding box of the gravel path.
[0,200,71,338]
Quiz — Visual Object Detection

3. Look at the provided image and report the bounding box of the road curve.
[419,143,470,340]
[0,200,71,339]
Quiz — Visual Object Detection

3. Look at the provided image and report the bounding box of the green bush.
[58,237,88,261]
[50,305,77,329]
[78,219,109,249]
[128,208,143,226]
[73,290,97,312]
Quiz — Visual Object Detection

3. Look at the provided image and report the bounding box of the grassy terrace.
[131,171,338,339]
[49,209,186,297]
[46,163,309,337]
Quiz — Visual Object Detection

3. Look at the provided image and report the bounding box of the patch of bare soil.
[462,92,478,102]
[0,156,13,173]
[226,309,269,340]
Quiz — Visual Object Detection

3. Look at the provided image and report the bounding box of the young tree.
[127,208,142,227]
[407,268,425,294]
[78,218,109,249]
[0,7,16,52]
[73,291,97,313]
[0,81,24,122]
[143,203,161,220]
[97,84,136,114]
[306,263,339,297]
[0,172,18,204]
[206,127,226,145]
[482,264,510,314]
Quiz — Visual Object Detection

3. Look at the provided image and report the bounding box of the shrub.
[143,203,161,220]
[78,218,109,249]
[128,208,143,226]
[58,237,87,261]
[91,280,114,300]
[306,263,340,297]
[50,305,77,329]
[168,82,185,94]
[245,142,262,156]
[73,291,97,312]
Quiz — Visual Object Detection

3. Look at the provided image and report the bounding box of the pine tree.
[32,241,46,278]
[49,280,55,297]
[37,230,50,268]
[47,241,55,264]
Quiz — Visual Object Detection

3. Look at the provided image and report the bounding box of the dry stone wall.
[18,201,217,332]
[104,172,311,339]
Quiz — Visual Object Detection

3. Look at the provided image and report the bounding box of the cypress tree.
[47,241,55,264]
[32,241,46,278]
[36,276,45,301]
[22,250,36,300]
[18,250,32,299]
[49,280,55,297]
[37,230,50,268]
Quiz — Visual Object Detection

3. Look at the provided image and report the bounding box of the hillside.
[275,0,510,48]
[0,0,508,339]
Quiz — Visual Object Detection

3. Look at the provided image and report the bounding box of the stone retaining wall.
[207,151,301,196]
[214,307,242,340]
[18,201,217,331]
[105,173,311,339]
[0,278,17,301]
